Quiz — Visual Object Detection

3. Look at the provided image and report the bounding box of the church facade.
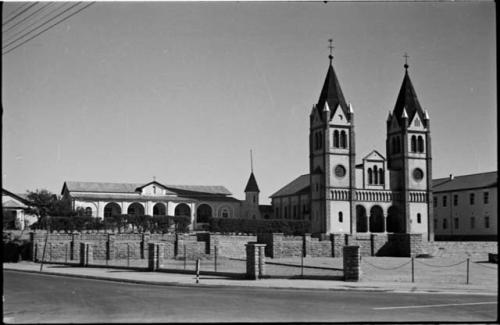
[271,54,433,240]
[61,172,272,230]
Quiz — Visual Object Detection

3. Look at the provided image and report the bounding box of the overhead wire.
[3,2,64,45]
[2,2,33,22]
[3,2,54,35]
[2,2,95,55]
[2,2,39,27]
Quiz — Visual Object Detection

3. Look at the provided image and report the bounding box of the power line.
[2,2,39,27]
[3,2,54,35]
[3,2,33,22]
[3,2,64,45]
[3,2,94,55]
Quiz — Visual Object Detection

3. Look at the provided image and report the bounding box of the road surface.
[3,270,497,323]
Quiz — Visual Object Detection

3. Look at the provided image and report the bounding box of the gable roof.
[63,181,232,196]
[270,174,310,198]
[244,172,260,192]
[432,171,497,193]
[362,150,386,161]
[392,69,425,126]
[2,189,34,206]
[316,63,349,121]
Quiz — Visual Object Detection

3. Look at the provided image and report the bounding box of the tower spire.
[404,52,409,71]
[250,149,254,173]
[328,38,334,64]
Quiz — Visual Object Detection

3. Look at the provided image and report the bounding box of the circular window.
[413,168,424,181]
[334,165,346,178]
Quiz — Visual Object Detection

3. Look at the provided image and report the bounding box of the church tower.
[309,42,356,234]
[386,56,433,240]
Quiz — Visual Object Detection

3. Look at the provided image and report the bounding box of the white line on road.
[374,302,497,310]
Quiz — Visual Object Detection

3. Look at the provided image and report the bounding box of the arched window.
[411,135,417,152]
[338,211,343,223]
[373,166,378,184]
[417,213,422,224]
[85,207,92,216]
[379,169,384,185]
[340,131,347,148]
[418,136,424,153]
[333,130,340,148]
[222,208,229,218]
[368,168,373,185]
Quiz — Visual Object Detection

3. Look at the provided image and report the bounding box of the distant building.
[271,52,432,239]
[432,171,497,241]
[61,172,272,230]
[2,189,38,230]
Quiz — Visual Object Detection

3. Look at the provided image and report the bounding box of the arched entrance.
[356,205,368,232]
[174,203,191,217]
[196,204,212,223]
[387,206,402,233]
[127,202,145,216]
[369,205,384,232]
[104,202,121,218]
[153,203,166,216]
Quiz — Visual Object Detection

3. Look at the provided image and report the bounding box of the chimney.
[449,174,454,180]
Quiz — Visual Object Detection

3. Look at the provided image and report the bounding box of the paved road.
[3,270,497,323]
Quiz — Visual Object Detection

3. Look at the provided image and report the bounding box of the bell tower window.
[373,166,378,184]
[333,130,340,148]
[340,131,347,148]
[411,135,417,152]
[417,136,424,153]
[368,168,373,185]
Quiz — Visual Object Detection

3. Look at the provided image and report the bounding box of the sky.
[2,1,497,203]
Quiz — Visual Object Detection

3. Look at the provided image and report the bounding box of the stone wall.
[29,231,498,262]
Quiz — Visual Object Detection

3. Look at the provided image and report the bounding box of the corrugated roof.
[270,174,310,198]
[316,63,349,120]
[392,70,425,125]
[432,171,497,192]
[64,181,232,196]
[70,193,194,202]
[244,173,260,192]
[3,199,28,209]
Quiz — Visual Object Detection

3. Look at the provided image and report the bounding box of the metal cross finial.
[328,39,334,62]
[250,149,254,173]
[404,52,409,70]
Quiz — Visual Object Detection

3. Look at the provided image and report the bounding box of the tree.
[26,189,75,219]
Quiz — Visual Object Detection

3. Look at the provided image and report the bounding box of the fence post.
[466,258,470,285]
[65,243,68,264]
[127,243,130,267]
[184,245,187,270]
[411,257,414,283]
[301,245,304,278]
[214,245,217,272]
[196,259,200,284]
[49,243,52,262]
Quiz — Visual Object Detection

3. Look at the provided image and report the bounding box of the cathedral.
[270,51,433,240]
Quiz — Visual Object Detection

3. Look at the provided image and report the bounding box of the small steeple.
[348,102,353,114]
[245,150,260,192]
[424,109,430,120]
[323,101,330,112]
[401,107,408,119]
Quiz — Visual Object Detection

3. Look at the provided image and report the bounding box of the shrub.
[208,218,311,235]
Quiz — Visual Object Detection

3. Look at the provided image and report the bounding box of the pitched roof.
[63,181,232,196]
[244,172,260,192]
[316,63,349,120]
[3,199,28,209]
[432,171,497,193]
[392,70,425,126]
[270,174,310,198]
[2,189,33,206]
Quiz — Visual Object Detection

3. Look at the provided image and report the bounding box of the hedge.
[30,214,191,233]
[208,218,311,235]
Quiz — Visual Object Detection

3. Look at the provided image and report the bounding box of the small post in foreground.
[466,258,470,285]
[411,257,415,283]
[343,246,361,282]
[196,259,200,284]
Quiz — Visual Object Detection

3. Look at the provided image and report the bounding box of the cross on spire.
[328,39,334,63]
[404,52,409,70]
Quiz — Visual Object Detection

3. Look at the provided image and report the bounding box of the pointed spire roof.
[316,62,349,120]
[392,68,425,126]
[244,172,260,192]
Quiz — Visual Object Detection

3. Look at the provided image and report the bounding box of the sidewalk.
[3,261,497,296]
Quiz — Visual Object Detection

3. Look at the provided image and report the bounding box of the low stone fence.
[29,231,498,262]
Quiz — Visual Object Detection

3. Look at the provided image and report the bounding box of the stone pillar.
[141,233,151,259]
[246,243,266,280]
[79,243,93,267]
[343,246,361,281]
[148,243,164,271]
